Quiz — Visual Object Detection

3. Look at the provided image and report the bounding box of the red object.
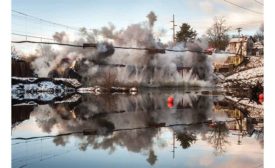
[204,48,215,55]
[167,96,174,103]
[258,93,264,104]
[258,93,264,100]
[167,96,174,108]
[167,102,174,108]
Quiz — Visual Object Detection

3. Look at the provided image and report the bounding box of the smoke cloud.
[147,11,157,28]
[53,31,69,43]
[22,11,214,87]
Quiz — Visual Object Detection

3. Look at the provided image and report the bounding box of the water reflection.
[207,122,229,155]
[12,89,263,168]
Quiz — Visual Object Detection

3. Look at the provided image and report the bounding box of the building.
[253,41,264,56]
[226,36,254,56]
[213,36,255,72]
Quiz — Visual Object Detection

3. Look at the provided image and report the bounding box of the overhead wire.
[11,39,238,55]
[11,9,245,58]
[254,0,264,6]
[12,33,55,41]
[223,0,263,15]
[12,10,82,32]
[12,119,238,141]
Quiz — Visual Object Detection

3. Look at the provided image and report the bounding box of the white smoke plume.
[24,11,214,87]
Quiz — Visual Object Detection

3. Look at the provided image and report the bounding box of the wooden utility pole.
[236,27,242,37]
[171,14,177,43]
[236,27,243,56]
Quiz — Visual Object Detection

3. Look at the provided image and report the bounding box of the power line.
[223,0,263,15]
[12,10,85,32]
[12,33,55,41]
[11,40,238,54]
[254,0,264,6]
[12,131,82,140]
[12,14,78,35]
[12,119,239,141]
[12,40,83,48]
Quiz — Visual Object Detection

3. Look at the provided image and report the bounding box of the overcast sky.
[12,0,264,43]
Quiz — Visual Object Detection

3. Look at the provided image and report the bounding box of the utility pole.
[170,14,177,44]
[236,27,242,38]
[236,27,243,56]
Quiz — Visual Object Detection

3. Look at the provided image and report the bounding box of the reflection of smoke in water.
[27,91,213,155]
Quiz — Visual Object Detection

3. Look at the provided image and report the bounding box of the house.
[226,36,254,56]
[253,41,264,56]
[213,36,255,72]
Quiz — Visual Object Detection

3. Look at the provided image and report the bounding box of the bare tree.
[206,16,230,50]
[254,23,264,42]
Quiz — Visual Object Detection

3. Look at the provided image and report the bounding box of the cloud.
[199,1,215,14]
[186,0,263,35]
[225,11,263,32]
[199,154,214,166]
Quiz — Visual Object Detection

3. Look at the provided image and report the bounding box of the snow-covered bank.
[219,67,263,88]
[217,56,263,88]
[225,95,263,118]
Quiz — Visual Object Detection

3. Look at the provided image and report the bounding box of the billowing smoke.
[53,31,69,43]
[147,11,157,28]
[23,11,213,87]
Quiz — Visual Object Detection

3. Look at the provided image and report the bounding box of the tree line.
[175,16,264,50]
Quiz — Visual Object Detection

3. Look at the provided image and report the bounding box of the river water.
[12,88,263,168]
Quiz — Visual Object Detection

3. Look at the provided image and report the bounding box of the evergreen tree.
[176,23,197,43]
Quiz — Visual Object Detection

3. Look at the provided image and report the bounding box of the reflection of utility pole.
[171,131,176,159]
[170,14,177,44]
[237,133,242,145]
[235,118,243,145]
